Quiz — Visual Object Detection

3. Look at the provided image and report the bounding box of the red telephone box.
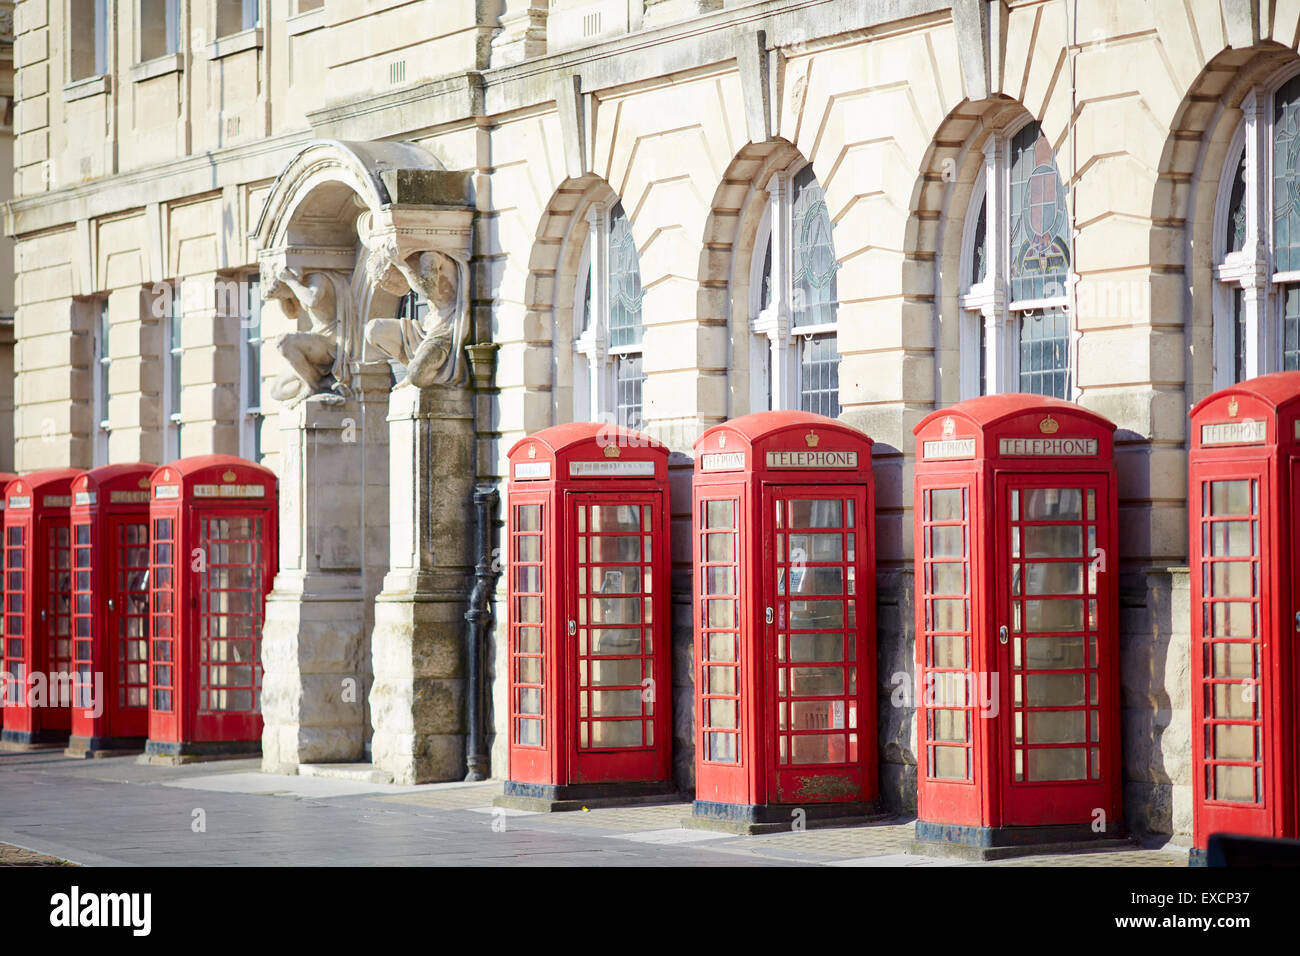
[689,411,878,829]
[911,396,1122,853]
[66,464,155,756]
[2,469,80,747]
[500,423,674,807]
[1188,371,1300,861]
[145,455,277,760]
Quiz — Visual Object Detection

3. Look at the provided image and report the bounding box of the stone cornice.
[4,129,315,239]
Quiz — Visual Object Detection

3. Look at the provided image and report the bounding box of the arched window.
[959,120,1073,399]
[1212,72,1300,386]
[749,163,841,416]
[574,201,645,428]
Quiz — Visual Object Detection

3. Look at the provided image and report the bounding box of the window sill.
[208,27,263,60]
[132,53,184,84]
[63,75,111,102]
[286,7,325,36]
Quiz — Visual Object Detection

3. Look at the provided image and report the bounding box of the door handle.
[1294,611,1300,632]
[999,625,1009,645]
[765,607,774,625]
[108,598,115,612]
[567,619,576,636]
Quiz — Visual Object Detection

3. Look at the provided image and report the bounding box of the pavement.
[0,751,1191,867]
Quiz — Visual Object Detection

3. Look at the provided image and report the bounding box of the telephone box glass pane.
[1199,477,1263,805]
[1007,483,1102,783]
[701,496,741,764]
[197,515,263,714]
[921,487,973,780]
[575,495,658,752]
[510,503,546,748]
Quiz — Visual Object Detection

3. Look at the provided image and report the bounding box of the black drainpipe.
[464,482,499,781]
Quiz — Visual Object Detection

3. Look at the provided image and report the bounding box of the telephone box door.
[767,485,872,803]
[111,514,151,737]
[996,474,1113,826]
[565,491,664,783]
[193,509,266,741]
[41,514,73,731]
[1193,462,1272,833]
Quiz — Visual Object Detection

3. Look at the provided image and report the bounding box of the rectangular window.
[239,276,263,461]
[614,352,643,431]
[1018,307,1071,399]
[69,0,110,81]
[1233,287,1248,383]
[1283,285,1300,372]
[798,332,840,417]
[163,283,182,462]
[217,0,259,36]
[93,300,111,466]
[140,0,182,61]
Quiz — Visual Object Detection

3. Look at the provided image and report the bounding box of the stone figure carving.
[266,267,356,404]
[363,249,471,389]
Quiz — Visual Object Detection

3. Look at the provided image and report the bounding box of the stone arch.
[694,138,807,424]
[522,173,628,428]
[906,95,1041,409]
[1152,44,1300,408]
[252,138,479,782]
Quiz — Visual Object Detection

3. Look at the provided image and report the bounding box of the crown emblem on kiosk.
[527,444,537,459]
[718,434,727,449]
[805,431,820,448]
[1228,398,1239,418]
[1039,415,1060,435]
[222,470,237,482]
[138,477,150,489]
[942,417,955,438]
[604,444,621,458]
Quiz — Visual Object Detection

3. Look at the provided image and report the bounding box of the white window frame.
[239,273,263,462]
[1211,68,1300,388]
[749,160,841,414]
[92,298,111,466]
[958,118,1076,400]
[573,202,644,428]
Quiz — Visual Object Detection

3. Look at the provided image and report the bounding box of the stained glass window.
[791,165,839,329]
[1274,76,1300,272]
[1009,123,1070,303]
[1226,151,1247,255]
[972,196,988,286]
[607,203,644,348]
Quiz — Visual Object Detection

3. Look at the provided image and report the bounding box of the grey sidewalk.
[0,752,1189,867]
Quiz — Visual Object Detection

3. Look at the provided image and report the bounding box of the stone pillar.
[261,365,390,772]
[369,384,476,785]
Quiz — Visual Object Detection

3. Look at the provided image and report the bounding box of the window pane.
[798,332,840,417]
[1274,75,1300,273]
[1009,123,1071,303]
[1226,149,1247,255]
[607,203,644,348]
[1233,286,1248,383]
[615,352,643,431]
[791,164,839,329]
[1284,285,1300,371]
[971,195,988,286]
[1018,308,1070,399]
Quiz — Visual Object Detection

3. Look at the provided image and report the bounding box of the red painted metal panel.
[1189,371,1300,848]
[146,456,278,748]
[504,424,673,790]
[692,411,877,813]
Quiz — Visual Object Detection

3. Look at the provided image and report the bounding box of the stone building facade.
[5,0,1297,840]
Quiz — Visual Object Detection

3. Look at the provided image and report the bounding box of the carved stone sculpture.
[363,249,471,389]
[266,267,355,404]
